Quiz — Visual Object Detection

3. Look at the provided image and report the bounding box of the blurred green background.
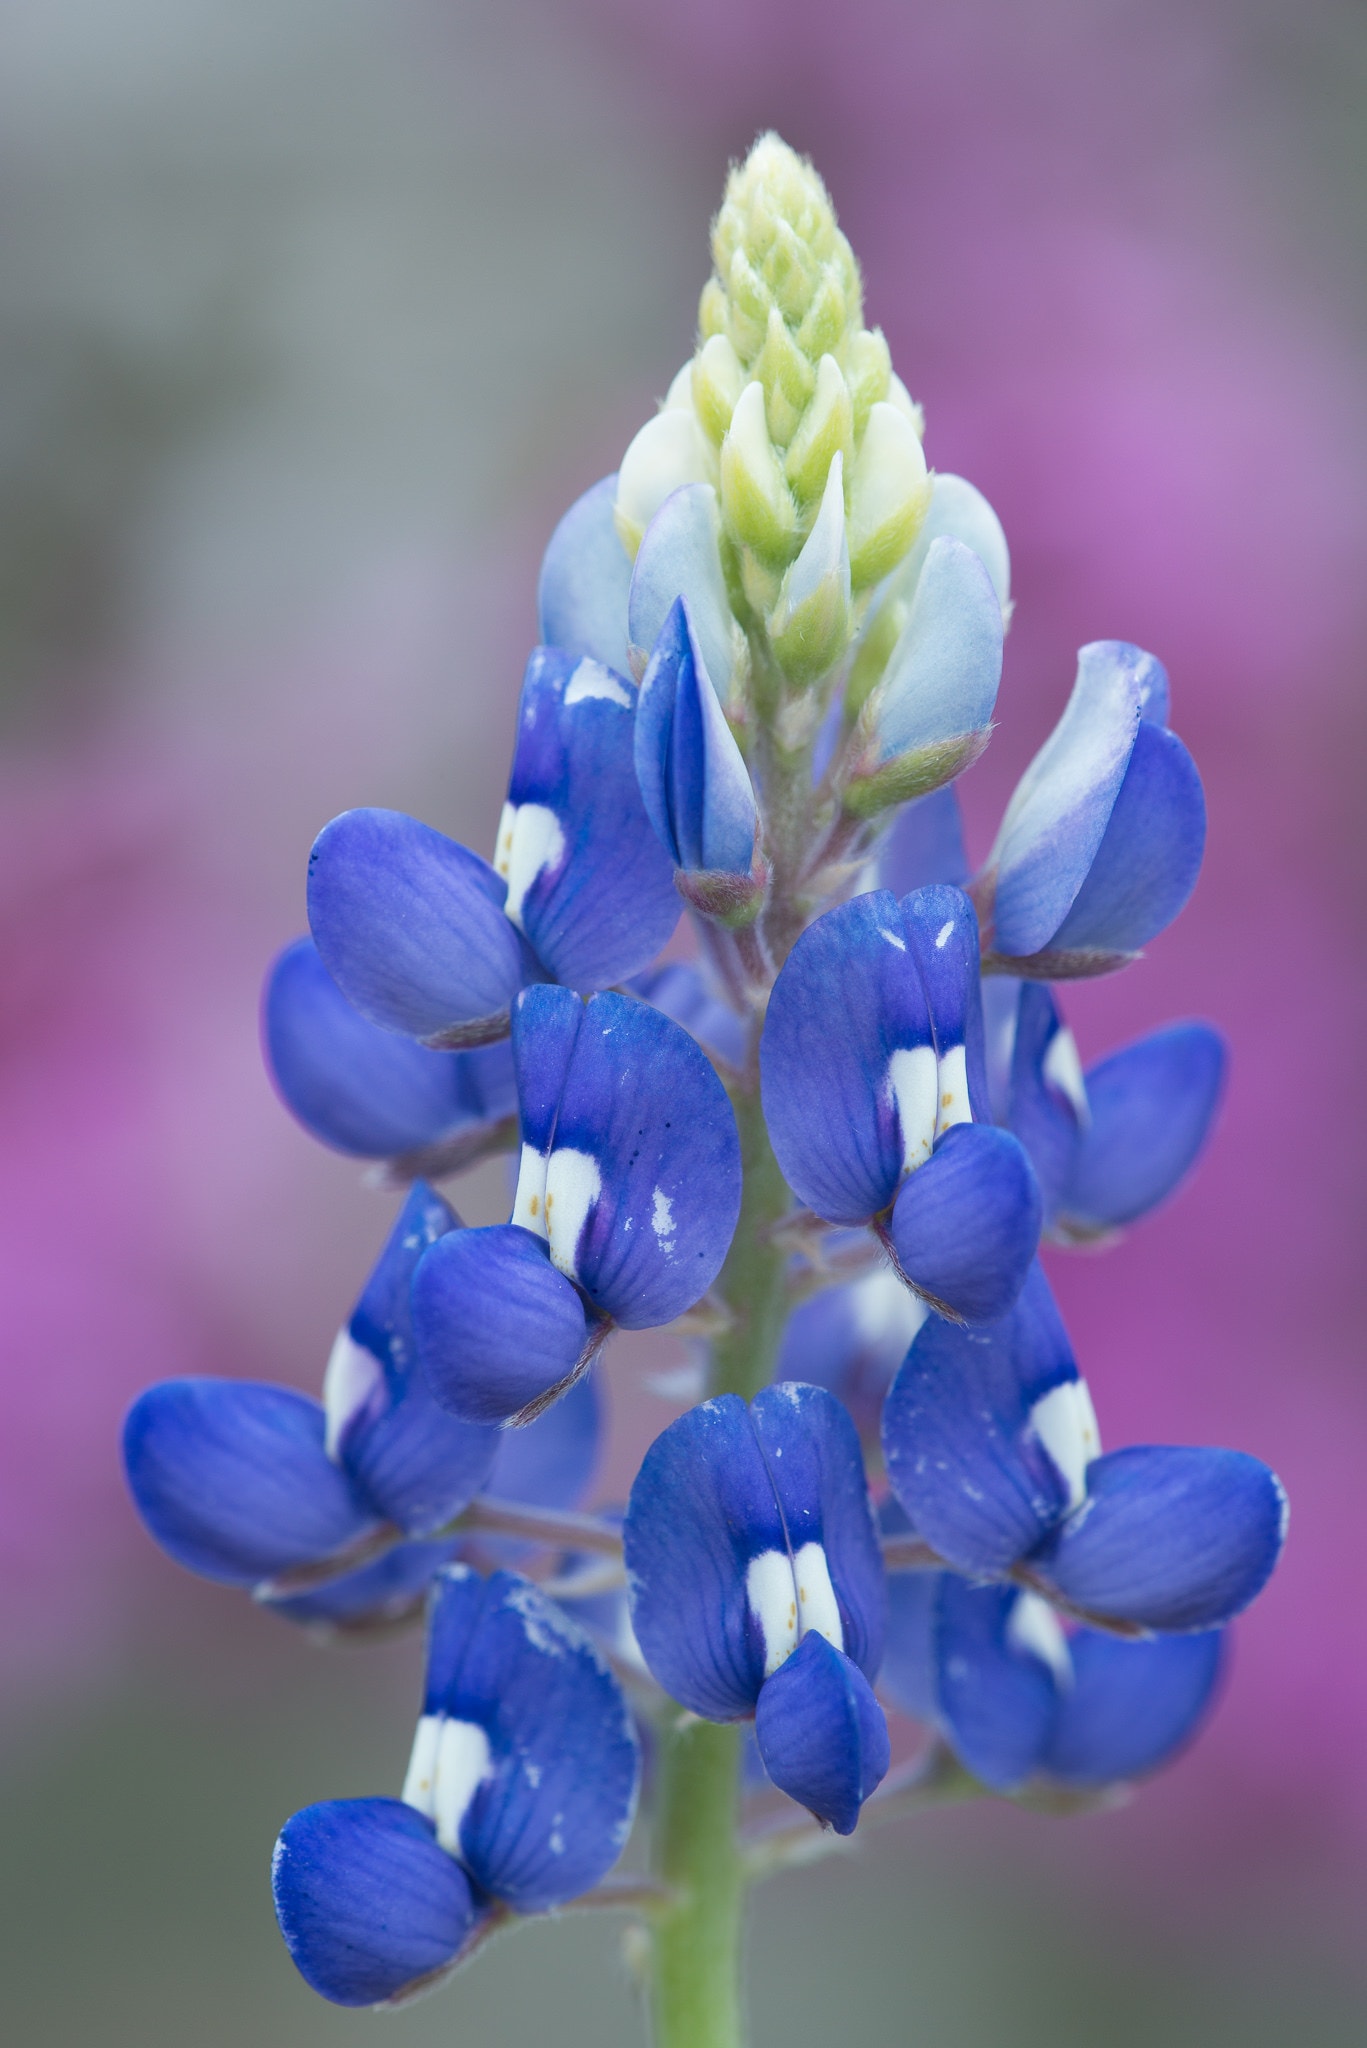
[2,1,1366,2042]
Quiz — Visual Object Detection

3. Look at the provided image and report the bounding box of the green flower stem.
[649,1717,747,2048]
[708,1075,793,1403]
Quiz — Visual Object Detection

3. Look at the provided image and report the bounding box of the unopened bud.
[768,455,852,685]
[844,328,893,440]
[784,353,854,507]
[692,333,745,446]
[719,380,797,566]
[847,401,932,590]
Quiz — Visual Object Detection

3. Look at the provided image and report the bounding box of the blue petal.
[1060,1022,1226,1234]
[930,1580,1060,1791]
[1043,1628,1226,1785]
[123,1379,375,1586]
[628,481,738,705]
[635,596,756,874]
[263,1538,459,1630]
[632,960,747,1070]
[332,1187,500,1534]
[536,474,633,676]
[499,646,679,991]
[754,1632,890,1834]
[1048,720,1206,955]
[901,885,983,1080]
[878,1567,941,1724]
[418,1566,639,1911]
[412,1224,592,1426]
[774,1268,929,1433]
[545,991,741,1328]
[879,786,970,894]
[262,937,476,1157]
[750,1382,886,1681]
[624,1393,786,1717]
[888,1123,1042,1323]
[307,809,529,1043]
[872,538,1003,762]
[1006,982,1084,1224]
[881,1264,1077,1574]
[760,891,934,1224]
[273,1798,480,2007]
[896,473,1011,612]
[484,1367,601,1510]
[987,642,1157,958]
[511,982,584,1156]
[1033,1446,1287,1631]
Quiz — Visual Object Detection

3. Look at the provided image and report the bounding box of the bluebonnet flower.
[624,1383,889,1834]
[272,1564,639,2006]
[262,935,516,1167]
[412,982,742,1424]
[978,641,1206,977]
[881,1563,1225,1794]
[882,1264,1286,1632]
[999,978,1227,1241]
[306,643,679,1048]
[123,1184,601,1628]
[761,885,1042,1323]
[775,1265,928,1440]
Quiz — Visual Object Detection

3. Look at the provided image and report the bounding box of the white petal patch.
[934,1042,971,1137]
[1042,1025,1091,1124]
[564,658,632,708]
[877,925,906,952]
[495,802,566,929]
[321,1329,385,1462]
[511,1141,551,1238]
[934,918,956,950]
[1007,1591,1073,1687]
[432,1720,493,1854]
[849,1267,929,1354]
[887,1044,938,1173]
[1030,1377,1102,1513]
[651,1186,676,1253]
[544,1147,602,1280]
[746,1549,799,1677]
[401,1714,442,1818]
[793,1541,844,1653]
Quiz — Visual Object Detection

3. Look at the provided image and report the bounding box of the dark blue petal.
[1005,983,1084,1224]
[878,1567,941,1723]
[263,1538,459,1630]
[632,960,747,1070]
[536,474,633,676]
[1049,720,1206,954]
[987,642,1156,958]
[881,1264,1077,1574]
[1060,1022,1227,1232]
[329,1187,500,1534]
[1033,1446,1287,1631]
[879,787,970,894]
[546,991,741,1328]
[624,1394,785,1717]
[754,1632,889,1834]
[635,597,756,874]
[272,1798,480,2007]
[930,1580,1061,1791]
[497,647,678,991]
[484,1367,601,1510]
[750,1383,886,1681]
[416,1567,639,1911]
[888,1123,1042,1324]
[308,809,528,1042]
[628,481,739,707]
[262,937,478,1157]
[1043,1627,1225,1785]
[412,1224,592,1426]
[760,892,934,1224]
[123,1379,375,1586]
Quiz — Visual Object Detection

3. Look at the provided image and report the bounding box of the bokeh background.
[2,1,1365,2041]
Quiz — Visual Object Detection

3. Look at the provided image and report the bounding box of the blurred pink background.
[2,1,1364,2039]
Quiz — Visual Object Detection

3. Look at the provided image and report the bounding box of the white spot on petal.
[431,1720,492,1855]
[1007,1591,1073,1687]
[878,925,907,952]
[1030,1377,1102,1513]
[400,1713,442,1820]
[934,919,955,950]
[511,1141,550,1239]
[498,803,566,929]
[321,1329,385,1462]
[651,1186,676,1252]
[793,1541,844,1654]
[887,1044,938,1172]
[746,1549,799,1677]
[565,658,632,708]
[1042,1025,1090,1124]
[934,1042,971,1137]
[544,1147,603,1279]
